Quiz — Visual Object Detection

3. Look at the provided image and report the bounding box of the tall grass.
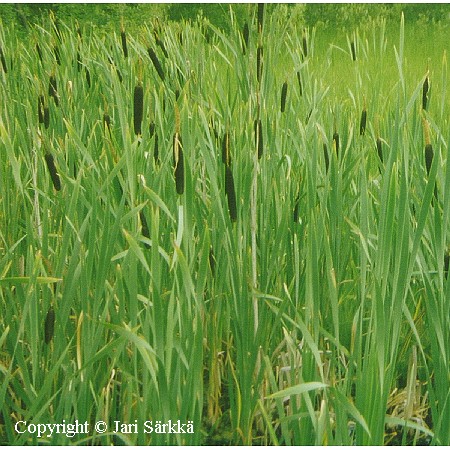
[0,6,449,445]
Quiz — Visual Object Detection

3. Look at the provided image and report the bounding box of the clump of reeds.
[133,82,144,136]
[48,74,59,106]
[45,152,61,191]
[242,22,249,54]
[254,119,263,159]
[173,105,184,195]
[44,306,55,344]
[148,47,165,81]
[281,81,288,113]
[422,72,429,111]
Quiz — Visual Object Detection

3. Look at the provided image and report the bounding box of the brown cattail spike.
[293,194,300,223]
[148,47,165,81]
[242,22,249,54]
[422,74,429,111]
[225,165,237,222]
[360,108,367,136]
[297,71,303,97]
[257,45,263,83]
[302,32,308,58]
[85,67,91,88]
[45,153,61,191]
[49,75,59,106]
[333,131,340,157]
[281,81,288,113]
[173,132,184,195]
[257,4,264,33]
[376,138,383,163]
[121,29,128,58]
[255,119,263,159]
[425,144,433,175]
[44,306,55,344]
[444,251,450,280]
[351,41,356,61]
[133,83,144,135]
[323,143,329,173]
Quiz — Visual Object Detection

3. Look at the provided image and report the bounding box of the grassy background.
[0,3,449,445]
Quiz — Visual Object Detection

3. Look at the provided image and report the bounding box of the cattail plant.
[281,81,288,113]
[173,105,184,195]
[36,43,43,64]
[254,119,263,159]
[148,47,165,81]
[44,306,55,344]
[133,82,144,136]
[48,74,59,106]
[359,106,367,136]
[139,210,150,248]
[225,165,237,222]
[323,143,329,173]
[53,45,61,65]
[422,72,429,111]
[222,132,231,166]
[45,152,61,191]
[423,118,433,175]
[297,71,303,97]
[0,46,7,73]
[155,33,168,58]
[242,22,249,54]
[302,31,308,58]
[333,130,340,157]
[376,137,383,163]
[85,67,91,88]
[120,25,128,58]
[350,41,356,61]
[257,4,264,33]
[257,45,263,83]
[150,121,160,164]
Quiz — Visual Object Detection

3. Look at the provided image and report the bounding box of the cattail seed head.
[323,143,329,173]
[225,165,237,222]
[148,47,165,81]
[254,119,263,159]
[242,22,249,54]
[350,41,356,61]
[149,121,156,138]
[103,113,111,131]
[333,131,340,157]
[0,46,7,73]
[257,45,263,83]
[121,29,128,58]
[48,75,59,106]
[139,210,150,247]
[44,106,50,129]
[425,144,433,175]
[297,71,303,97]
[422,75,429,110]
[444,251,450,280]
[281,81,288,113]
[45,152,61,191]
[257,3,264,33]
[359,108,367,136]
[376,137,383,163]
[173,132,184,195]
[154,133,159,165]
[302,33,308,58]
[293,194,300,223]
[85,67,91,88]
[155,35,168,58]
[44,306,55,344]
[133,83,144,135]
